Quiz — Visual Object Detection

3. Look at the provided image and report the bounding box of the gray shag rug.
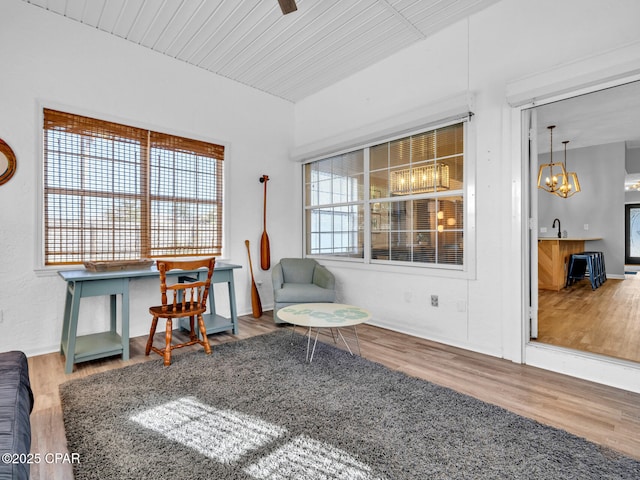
[60,330,640,479]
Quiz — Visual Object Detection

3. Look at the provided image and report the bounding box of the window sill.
[307,255,474,280]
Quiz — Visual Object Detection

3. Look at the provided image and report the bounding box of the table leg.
[109,294,117,334]
[299,326,363,363]
[305,327,312,362]
[60,283,73,355]
[309,328,323,363]
[336,328,354,355]
[64,282,83,374]
[227,276,239,335]
[289,324,297,342]
[121,280,130,361]
[352,325,362,356]
[329,328,338,344]
[206,275,216,321]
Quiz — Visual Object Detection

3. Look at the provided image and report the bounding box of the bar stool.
[582,251,606,286]
[566,252,598,290]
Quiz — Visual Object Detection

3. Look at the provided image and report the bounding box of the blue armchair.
[272,258,336,324]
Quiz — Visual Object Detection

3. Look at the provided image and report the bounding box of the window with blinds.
[304,121,466,268]
[43,109,224,265]
[369,123,464,266]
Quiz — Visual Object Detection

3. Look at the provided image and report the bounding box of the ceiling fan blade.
[278,0,297,15]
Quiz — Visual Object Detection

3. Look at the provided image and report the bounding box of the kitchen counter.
[538,237,602,290]
[538,237,602,241]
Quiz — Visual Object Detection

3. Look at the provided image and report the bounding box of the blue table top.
[58,261,241,282]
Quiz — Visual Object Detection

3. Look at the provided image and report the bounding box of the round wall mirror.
[0,139,17,185]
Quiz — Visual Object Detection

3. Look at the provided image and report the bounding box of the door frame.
[625,203,640,264]
[508,51,640,393]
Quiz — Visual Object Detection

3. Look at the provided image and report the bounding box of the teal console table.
[58,262,241,374]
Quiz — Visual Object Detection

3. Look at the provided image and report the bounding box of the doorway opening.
[528,80,640,365]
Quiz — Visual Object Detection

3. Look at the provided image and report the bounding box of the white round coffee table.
[277,303,372,362]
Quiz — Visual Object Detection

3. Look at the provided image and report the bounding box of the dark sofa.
[0,351,34,480]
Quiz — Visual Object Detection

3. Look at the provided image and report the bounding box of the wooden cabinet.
[538,239,587,291]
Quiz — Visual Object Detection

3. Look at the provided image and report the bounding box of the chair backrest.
[157,257,216,313]
[280,258,318,284]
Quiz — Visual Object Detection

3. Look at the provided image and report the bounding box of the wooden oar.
[245,240,263,318]
[260,175,271,270]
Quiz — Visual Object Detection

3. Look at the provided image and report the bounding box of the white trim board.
[507,39,640,107]
[525,342,640,394]
[291,93,474,163]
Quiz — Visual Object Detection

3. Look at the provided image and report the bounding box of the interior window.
[304,121,465,268]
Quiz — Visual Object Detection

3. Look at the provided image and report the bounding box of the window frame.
[35,105,229,272]
[303,117,475,277]
[304,151,365,259]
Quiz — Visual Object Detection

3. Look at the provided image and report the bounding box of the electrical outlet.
[584,224,589,230]
[431,295,439,307]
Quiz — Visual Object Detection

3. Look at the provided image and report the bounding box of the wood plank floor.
[28,312,640,479]
[538,274,640,363]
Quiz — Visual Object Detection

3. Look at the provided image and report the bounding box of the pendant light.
[537,125,567,195]
[557,140,581,198]
[390,163,450,195]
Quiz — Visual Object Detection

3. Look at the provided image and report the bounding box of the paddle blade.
[245,239,263,318]
[260,232,270,270]
[251,282,263,318]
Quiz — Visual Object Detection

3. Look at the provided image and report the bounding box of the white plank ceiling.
[22,0,500,102]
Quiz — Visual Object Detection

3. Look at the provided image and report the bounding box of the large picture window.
[43,109,224,265]
[304,121,465,268]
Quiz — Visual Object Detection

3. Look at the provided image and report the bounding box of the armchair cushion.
[279,258,318,284]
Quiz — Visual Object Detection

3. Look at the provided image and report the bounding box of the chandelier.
[537,125,580,198]
[390,163,450,195]
[537,125,566,195]
[557,140,581,198]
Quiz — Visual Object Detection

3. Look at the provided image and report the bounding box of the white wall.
[625,191,640,204]
[538,142,626,277]
[625,146,640,173]
[294,0,640,390]
[0,0,296,355]
[626,146,640,203]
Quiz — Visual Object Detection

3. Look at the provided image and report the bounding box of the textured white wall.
[0,0,295,355]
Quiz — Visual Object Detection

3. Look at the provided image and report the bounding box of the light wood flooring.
[537,273,640,363]
[29,312,640,479]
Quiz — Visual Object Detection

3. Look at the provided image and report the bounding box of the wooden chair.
[145,257,215,366]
